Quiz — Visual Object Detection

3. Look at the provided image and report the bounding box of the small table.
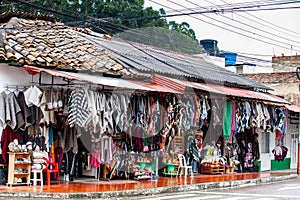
[162,163,179,176]
[137,161,151,170]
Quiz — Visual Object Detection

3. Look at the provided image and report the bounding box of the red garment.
[0,126,19,163]
[55,147,63,170]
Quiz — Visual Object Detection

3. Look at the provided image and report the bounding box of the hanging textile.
[0,92,24,130]
[230,101,236,142]
[223,101,232,139]
[0,126,19,163]
[67,89,90,127]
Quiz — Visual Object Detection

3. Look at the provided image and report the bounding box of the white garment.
[201,97,207,120]
[24,85,43,107]
[100,136,115,163]
[256,103,264,128]
[262,103,271,130]
[39,91,50,126]
[84,89,94,130]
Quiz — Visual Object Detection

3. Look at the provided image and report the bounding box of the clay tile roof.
[0,11,56,23]
[0,12,130,76]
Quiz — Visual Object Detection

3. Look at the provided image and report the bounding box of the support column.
[298,112,300,175]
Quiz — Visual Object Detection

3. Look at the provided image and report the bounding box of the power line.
[214,0,300,40]
[102,0,300,22]
[10,0,110,34]
[163,0,300,14]
[6,0,300,73]
[8,0,205,55]
[193,0,300,47]
[160,0,300,52]
[244,12,300,38]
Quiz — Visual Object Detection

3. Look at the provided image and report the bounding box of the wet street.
[125,178,300,200]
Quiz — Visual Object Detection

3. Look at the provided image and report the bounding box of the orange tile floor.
[0,170,295,194]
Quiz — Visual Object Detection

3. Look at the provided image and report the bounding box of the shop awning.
[61,72,185,93]
[24,66,187,93]
[159,75,291,105]
[24,65,81,80]
[152,74,186,93]
[23,65,292,104]
[131,81,183,94]
[285,104,300,113]
[24,65,152,91]
[204,84,291,105]
[61,72,154,91]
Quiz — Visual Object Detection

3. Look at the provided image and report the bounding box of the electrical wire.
[190,0,300,47]
[163,0,300,14]
[4,0,205,55]
[178,0,300,72]
[152,0,300,53]
[215,0,300,40]
[10,0,110,34]
[244,12,300,38]
[6,0,300,73]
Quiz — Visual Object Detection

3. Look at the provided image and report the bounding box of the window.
[261,132,270,153]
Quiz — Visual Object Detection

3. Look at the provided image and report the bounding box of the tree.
[169,21,197,42]
[116,27,202,54]
[0,0,198,43]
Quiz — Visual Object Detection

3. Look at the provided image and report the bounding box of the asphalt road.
[123,178,300,200]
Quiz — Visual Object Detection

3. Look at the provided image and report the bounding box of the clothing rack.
[4,84,30,89]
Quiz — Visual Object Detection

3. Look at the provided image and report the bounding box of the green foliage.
[116,27,202,55]
[0,0,199,44]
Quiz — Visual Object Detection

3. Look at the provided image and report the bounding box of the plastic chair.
[177,154,193,177]
[31,169,43,186]
[42,157,60,185]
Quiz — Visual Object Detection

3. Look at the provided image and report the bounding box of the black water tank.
[200,39,218,56]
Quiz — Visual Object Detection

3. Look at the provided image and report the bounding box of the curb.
[0,174,298,199]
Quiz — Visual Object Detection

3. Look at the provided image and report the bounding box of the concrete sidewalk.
[0,170,298,199]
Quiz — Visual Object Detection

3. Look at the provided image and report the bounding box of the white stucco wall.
[242,65,273,74]
[0,64,68,154]
[0,63,69,92]
[0,64,39,91]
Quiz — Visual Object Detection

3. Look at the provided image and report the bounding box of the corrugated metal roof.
[88,37,270,91]
[0,13,269,91]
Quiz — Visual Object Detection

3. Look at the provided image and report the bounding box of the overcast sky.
[144,0,300,61]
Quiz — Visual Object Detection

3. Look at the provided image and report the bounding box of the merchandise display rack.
[7,152,31,187]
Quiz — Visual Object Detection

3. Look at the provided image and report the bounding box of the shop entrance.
[290,134,298,169]
[260,132,271,171]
